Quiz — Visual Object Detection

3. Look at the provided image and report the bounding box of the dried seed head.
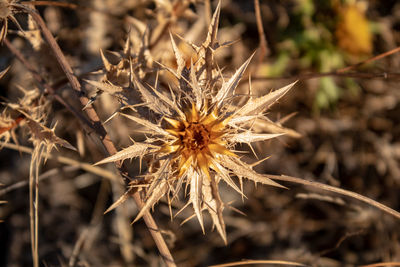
[96,2,298,243]
[0,1,12,19]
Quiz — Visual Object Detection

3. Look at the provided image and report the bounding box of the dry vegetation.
[0,0,400,266]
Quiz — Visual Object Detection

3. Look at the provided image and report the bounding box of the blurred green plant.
[266,0,373,111]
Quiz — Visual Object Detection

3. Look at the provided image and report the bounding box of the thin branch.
[248,71,400,83]
[337,46,400,73]
[247,45,400,82]
[267,174,400,220]
[21,1,78,9]
[254,0,269,63]
[204,0,211,26]
[360,263,400,267]
[68,228,89,267]
[25,8,176,266]
[209,259,307,267]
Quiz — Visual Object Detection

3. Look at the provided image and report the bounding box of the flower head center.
[183,122,210,152]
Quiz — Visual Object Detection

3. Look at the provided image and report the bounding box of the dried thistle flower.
[96,3,297,243]
[0,0,24,42]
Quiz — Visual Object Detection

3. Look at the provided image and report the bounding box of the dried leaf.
[0,66,10,79]
[202,177,227,244]
[189,169,204,233]
[133,178,168,223]
[228,132,284,143]
[215,53,255,107]
[133,78,171,115]
[95,142,157,165]
[238,81,297,116]
[104,190,132,214]
[221,156,286,189]
[120,113,168,136]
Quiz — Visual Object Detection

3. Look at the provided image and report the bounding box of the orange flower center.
[182,122,210,152]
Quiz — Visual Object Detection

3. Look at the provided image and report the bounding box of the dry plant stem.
[254,0,269,63]
[20,1,117,18]
[28,11,109,144]
[29,144,45,267]
[250,71,400,82]
[68,228,89,267]
[337,46,400,73]
[318,229,364,256]
[267,175,400,220]
[27,9,176,266]
[21,1,78,9]
[204,0,211,26]
[209,259,307,267]
[131,193,174,263]
[360,263,400,267]
[250,45,400,82]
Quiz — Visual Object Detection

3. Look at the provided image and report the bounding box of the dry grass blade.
[209,259,307,267]
[20,1,78,9]
[68,228,89,267]
[26,119,77,267]
[360,263,400,267]
[29,144,44,267]
[267,174,400,220]
[0,66,10,79]
[254,0,269,62]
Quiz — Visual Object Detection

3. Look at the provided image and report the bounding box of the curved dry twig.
[360,262,400,267]
[267,174,400,220]
[246,45,400,82]
[209,259,307,267]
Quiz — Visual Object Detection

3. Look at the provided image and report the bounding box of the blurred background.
[0,0,400,266]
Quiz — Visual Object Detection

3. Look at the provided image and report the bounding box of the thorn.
[100,49,112,72]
